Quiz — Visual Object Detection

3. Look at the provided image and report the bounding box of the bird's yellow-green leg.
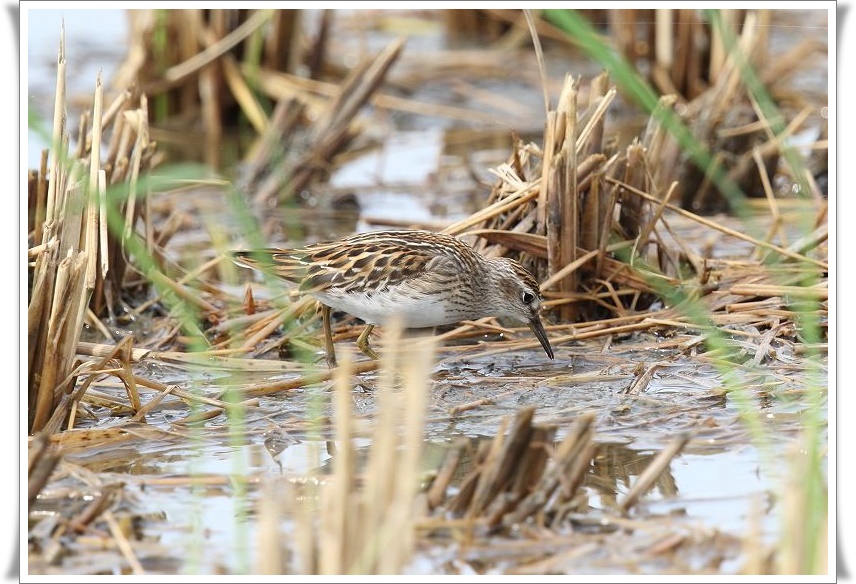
[355,324,379,359]
[321,304,338,367]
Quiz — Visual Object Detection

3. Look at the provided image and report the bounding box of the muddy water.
[37,322,824,574]
[26,8,828,576]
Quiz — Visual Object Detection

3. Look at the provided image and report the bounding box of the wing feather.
[230,230,480,295]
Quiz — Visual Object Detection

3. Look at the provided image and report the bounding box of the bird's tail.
[229,249,277,270]
[229,249,308,286]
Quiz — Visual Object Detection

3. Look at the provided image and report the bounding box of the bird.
[230,229,554,366]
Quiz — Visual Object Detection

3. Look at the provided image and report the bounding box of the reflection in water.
[305,433,685,521]
[586,442,678,511]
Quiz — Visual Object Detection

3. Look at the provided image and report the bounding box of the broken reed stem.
[560,78,578,322]
[103,510,146,575]
[438,411,599,529]
[84,72,104,292]
[29,24,161,434]
[31,252,88,433]
[618,432,691,514]
[253,66,506,125]
[531,74,592,318]
[306,321,433,575]
[443,181,541,236]
[124,96,147,243]
[28,433,61,508]
[252,35,406,205]
[524,9,551,117]
[608,177,827,270]
[256,479,287,575]
[142,9,276,95]
[45,27,66,227]
[323,349,357,573]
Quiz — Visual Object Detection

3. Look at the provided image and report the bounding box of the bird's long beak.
[528,317,554,360]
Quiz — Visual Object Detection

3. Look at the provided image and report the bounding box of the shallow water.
[31,320,826,575]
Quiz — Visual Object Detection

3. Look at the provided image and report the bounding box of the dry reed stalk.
[514,413,595,521]
[444,181,542,237]
[244,36,406,206]
[228,296,314,353]
[77,341,311,376]
[102,510,146,575]
[608,9,639,66]
[204,21,269,135]
[47,335,142,433]
[46,425,174,454]
[616,142,650,241]
[449,71,724,330]
[30,252,88,433]
[66,483,123,535]
[774,440,828,575]
[83,73,104,292]
[27,242,54,384]
[443,9,513,43]
[75,341,153,362]
[429,411,599,531]
[624,362,668,396]
[547,77,580,322]
[655,9,673,74]
[426,438,467,510]
[466,408,531,518]
[241,98,305,175]
[358,325,433,573]
[29,25,161,432]
[135,10,277,95]
[32,151,49,242]
[44,30,66,226]
[130,383,178,423]
[28,433,61,508]
[581,72,611,158]
[29,36,70,433]
[675,9,696,96]
[618,432,691,513]
[251,67,505,125]
[524,9,551,118]
[126,242,223,316]
[624,9,757,101]
[292,37,405,204]
[675,14,767,211]
[241,360,379,399]
[612,178,827,270]
[256,478,289,574]
[640,94,679,195]
[125,373,237,410]
[481,8,595,46]
[739,494,772,574]
[149,249,217,304]
[257,322,433,574]
[729,283,828,301]
[318,352,358,573]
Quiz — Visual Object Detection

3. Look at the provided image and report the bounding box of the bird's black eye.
[522,291,536,304]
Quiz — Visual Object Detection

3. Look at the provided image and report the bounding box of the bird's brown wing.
[231,231,474,295]
[298,236,448,294]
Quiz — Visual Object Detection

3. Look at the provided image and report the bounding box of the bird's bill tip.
[528,317,554,360]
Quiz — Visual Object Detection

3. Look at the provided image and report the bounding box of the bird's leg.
[355,324,379,359]
[321,304,338,367]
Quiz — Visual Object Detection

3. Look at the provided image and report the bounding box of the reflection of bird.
[231,230,554,366]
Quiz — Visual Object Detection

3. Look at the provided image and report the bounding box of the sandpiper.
[231,230,554,365]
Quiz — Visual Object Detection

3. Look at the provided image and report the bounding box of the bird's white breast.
[314,287,458,329]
